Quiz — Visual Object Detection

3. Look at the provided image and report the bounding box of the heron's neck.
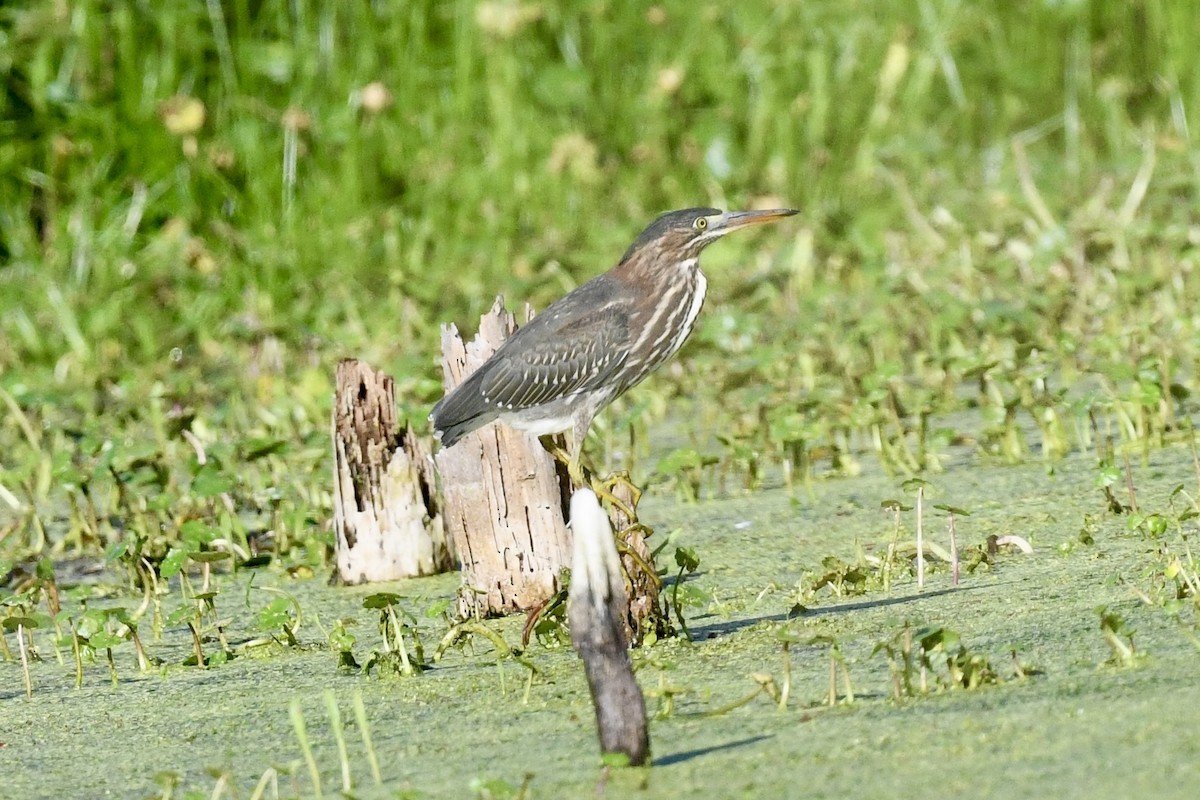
[614,249,702,285]
[623,257,708,384]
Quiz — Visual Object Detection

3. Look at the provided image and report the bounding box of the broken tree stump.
[332,359,453,584]
[436,297,573,617]
[569,488,650,766]
[607,480,672,646]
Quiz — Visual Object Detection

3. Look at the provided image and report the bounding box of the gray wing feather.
[480,310,629,410]
[430,275,632,445]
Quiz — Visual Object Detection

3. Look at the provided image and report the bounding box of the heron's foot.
[597,470,642,507]
[591,470,641,523]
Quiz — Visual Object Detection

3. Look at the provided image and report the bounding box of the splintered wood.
[437,297,573,617]
[607,481,671,646]
[332,359,452,584]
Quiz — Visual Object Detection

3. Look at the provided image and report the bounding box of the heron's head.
[620,207,798,264]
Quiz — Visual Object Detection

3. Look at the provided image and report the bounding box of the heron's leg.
[538,435,574,469]
[539,415,641,518]
[568,414,643,518]
[566,413,636,515]
[565,414,593,488]
[566,457,590,489]
[537,428,591,488]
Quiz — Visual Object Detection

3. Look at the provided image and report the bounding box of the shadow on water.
[655,735,774,767]
[689,582,1003,640]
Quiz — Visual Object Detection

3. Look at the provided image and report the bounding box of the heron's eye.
[694,217,708,230]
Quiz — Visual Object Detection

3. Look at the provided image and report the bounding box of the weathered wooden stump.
[607,481,672,646]
[569,488,650,766]
[332,359,452,584]
[436,297,573,617]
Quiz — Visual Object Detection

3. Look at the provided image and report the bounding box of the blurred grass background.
[1,0,1199,560]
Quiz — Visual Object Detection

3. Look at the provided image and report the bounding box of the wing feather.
[430,273,633,445]
[480,308,629,410]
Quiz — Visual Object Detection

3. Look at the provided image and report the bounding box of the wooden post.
[569,488,650,766]
[436,297,573,617]
[332,359,452,584]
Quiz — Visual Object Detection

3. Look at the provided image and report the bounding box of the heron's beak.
[711,208,799,235]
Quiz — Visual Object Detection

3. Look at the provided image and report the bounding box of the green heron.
[431,207,797,475]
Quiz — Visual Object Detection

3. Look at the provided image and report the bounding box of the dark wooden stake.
[332,359,452,584]
[568,488,650,766]
[437,297,573,616]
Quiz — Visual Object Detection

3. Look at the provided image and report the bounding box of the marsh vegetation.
[2,1,1199,797]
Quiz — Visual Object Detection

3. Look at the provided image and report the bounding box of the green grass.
[2,0,1200,796]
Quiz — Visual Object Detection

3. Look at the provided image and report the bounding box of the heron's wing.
[478,307,630,411]
[429,275,632,445]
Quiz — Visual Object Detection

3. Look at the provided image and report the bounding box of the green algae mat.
[5,441,1198,799]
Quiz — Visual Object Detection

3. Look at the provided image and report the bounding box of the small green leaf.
[363,592,403,609]
[674,546,700,572]
[1095,464,1121,488]
[190,551,231,564]
[804,633,838,646]
[329,624,357,651]
[165,605,195,626]
[180,519,215,545]
[191,462,234,497]
[36,558,55,581]
[774,627,808,644]
[109,607,136,627]
[242,437,288,460]
[259,597,293,630]
[90,631,124,649]
[655,448,715,474]
[160,547,190,578]
[105,540,130,563]
[424,597,452,618]
[2,616,38,632]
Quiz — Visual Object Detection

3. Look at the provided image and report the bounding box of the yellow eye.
[694,217,708,230]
